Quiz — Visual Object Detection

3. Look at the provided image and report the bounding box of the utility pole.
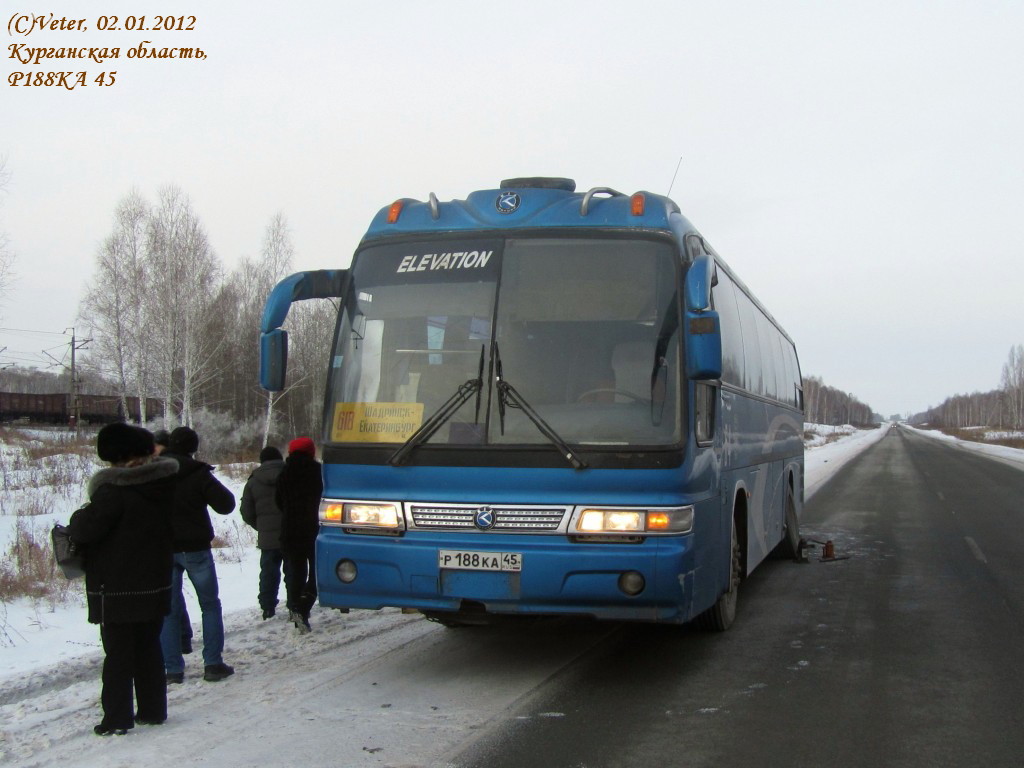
[43,329,92,428]
[63,328,91,429]
[70,328,78,427]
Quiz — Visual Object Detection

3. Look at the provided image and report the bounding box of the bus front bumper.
[315,529,699,624]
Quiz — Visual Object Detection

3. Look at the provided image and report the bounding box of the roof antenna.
[666,156,683,197]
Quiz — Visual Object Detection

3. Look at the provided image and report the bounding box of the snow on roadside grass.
[0,451,256,678]
[802,422,858,449]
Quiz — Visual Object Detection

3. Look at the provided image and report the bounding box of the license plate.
[438,549,522,572]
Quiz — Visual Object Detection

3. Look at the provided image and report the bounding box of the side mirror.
[684,253,714,312]
[258,269,348,393]
[684,254,722,380]
[260,329,288,391]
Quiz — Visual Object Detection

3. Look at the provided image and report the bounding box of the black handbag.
[51,524,86,579]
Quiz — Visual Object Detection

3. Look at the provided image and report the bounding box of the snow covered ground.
[2,422,1012,767]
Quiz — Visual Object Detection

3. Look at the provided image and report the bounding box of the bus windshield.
[326,236,681,450]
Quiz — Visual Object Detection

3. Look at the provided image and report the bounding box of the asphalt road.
[452,427,1024,768]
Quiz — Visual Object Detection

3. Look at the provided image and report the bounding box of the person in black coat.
[240,445,286,619]
[275,437,323,633]
[69,422,178,736]
[158,426,237,683]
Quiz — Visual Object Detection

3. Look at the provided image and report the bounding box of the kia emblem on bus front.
[496,192,520,214]
[475,507,496,529]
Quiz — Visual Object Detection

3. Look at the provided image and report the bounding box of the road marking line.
[964,536,988,564]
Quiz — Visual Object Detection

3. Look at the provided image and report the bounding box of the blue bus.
[260,177,803,629]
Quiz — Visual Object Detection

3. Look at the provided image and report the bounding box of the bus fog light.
[336,559,358,584]
[618,571,645,596]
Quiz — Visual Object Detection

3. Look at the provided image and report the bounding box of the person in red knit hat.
[275,437,323,632]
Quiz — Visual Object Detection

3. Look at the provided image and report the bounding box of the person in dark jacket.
[240,445,286,620]
[275,437,323,633]
[69,422,178,736]
[158,426,237,683]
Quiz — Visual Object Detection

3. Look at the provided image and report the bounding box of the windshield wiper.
[388,346,484,466]
[494,344,587,470]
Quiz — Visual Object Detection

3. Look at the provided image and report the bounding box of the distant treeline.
[802,375,877,427]
[912,345,1024,430]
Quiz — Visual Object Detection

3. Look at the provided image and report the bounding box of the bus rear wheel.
[772,482,801,561]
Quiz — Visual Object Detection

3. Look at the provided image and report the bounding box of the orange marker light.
[630,193,645,216]
[320,502,343,523]
[646,512,671,530]
[387,201,403,223]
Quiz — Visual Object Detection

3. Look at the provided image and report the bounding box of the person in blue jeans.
[159,427,236,683]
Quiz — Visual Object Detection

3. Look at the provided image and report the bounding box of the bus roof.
[361,178,697,243]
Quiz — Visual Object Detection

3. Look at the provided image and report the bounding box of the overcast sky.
[2,1,1022,418]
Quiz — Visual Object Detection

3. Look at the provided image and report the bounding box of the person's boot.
[289,610,311,634]
[203,662,235,682]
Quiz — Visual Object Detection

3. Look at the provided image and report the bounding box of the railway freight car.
[0,392,68,424]
[0,392,163,425]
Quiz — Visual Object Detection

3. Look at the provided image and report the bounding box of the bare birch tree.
[79,190,152,419]
[220,213,295,444]
[1001,344,1024,429]
[146,186,223,426]
[255,214,295,443]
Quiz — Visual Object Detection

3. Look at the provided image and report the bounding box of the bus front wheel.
[696,519,741,631]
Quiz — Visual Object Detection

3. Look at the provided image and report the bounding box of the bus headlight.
[575,506,694,535]
[320,501,402,529]
[579,509,643,532]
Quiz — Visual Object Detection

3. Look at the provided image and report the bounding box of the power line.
[0,326,69,336]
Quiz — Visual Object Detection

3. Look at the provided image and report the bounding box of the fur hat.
[288,437,316,457]
[169,426,200,455]
[259,446,283,463]
[97,422,155,463]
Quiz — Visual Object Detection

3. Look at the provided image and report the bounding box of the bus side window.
[695,382,716,444]
[711,270,744,386]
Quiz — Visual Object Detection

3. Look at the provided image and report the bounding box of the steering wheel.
[575,388,648,404]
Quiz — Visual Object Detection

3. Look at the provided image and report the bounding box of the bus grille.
[409,505,566,532]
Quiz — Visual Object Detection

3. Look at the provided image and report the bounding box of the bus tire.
[696,518,740,631]
[772,482,801,561]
